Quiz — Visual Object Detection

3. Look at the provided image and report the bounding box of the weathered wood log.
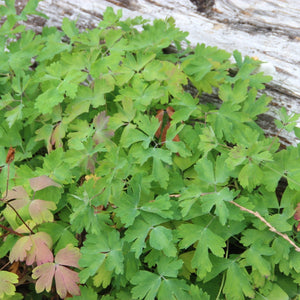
[8,0,300,145]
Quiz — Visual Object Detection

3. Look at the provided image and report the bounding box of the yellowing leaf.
[33,262,55,294]
[29,200,56,224]
[0,271,18,299]
[9,232,53,266]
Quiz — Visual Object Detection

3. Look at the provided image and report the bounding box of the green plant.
[1,1,300,299]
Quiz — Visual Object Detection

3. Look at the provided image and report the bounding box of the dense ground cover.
[1,1,300,299]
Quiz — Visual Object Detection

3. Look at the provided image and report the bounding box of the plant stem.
[229,200,300,252]
[6,202,34,234]
[0,224,23,237]
[216,240,229,300]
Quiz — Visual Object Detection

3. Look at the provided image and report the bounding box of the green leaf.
[34,88,64,114]
[178,220,225,278]
[241,243,274,276]
[114,175,142,227]
[120,124,148,148]
[72,286,98,300]
[93,262,112,288]
[131,271,161,300]
[79,230,124,283]
[149,226,177,257]
[201,188,236,225]
[238,163,263,191]
[219,79,249,103]
[157,278,190,300]
[223,262,255,299]
[62,17,79,39]
[124,218,152,258]
[124,51,156,72]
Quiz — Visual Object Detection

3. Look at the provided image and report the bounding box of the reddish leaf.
[6,186,29,209]
[166,106,175,118]
[9,232,53,266]
[155,109,165,139]
[9,236,32,263]
[33,262,55,294]
[5,147,15,164]
[50,121,65,150]
[29,175,61,191]
[27,232,54,265]
[93,111,114,144]
[155,107,180,144]
[55,265,80,298]
[294,203,300,220]
[294,203,300,231]
[32,245,81,298]
[55,244,80,268]
[29,200,56,224]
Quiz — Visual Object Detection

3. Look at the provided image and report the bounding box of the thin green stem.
[216,240,229,300]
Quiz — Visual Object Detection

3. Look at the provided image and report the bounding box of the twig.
[5,202,34,234]
[229,200,300,252]
[0,224,23,237]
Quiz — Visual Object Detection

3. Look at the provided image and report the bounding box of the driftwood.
[8,0,300,145]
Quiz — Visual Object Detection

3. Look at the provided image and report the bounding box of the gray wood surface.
[8,0,300,145]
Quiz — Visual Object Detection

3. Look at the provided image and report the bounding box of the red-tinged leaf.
[294,203,300,231]
[29,200,57,224]
[93,111,114,144]
[10,232,53,266]
[5,186,30,209]
[32,245,81,298]
[155,107,180,144]
[55,265,80,298]
[26,232,53,265]
[32,262,55,293]
[5,147,15,164]
[29,175,61,191]
[55,244,81,268]
[294,203,300,220]
[9,236,32,263]
[161,122,170,144]
[155,109,165,139]
[166,106,175,118]
[50,121,65,150]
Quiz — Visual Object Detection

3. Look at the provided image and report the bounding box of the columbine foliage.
[0,1,300,299]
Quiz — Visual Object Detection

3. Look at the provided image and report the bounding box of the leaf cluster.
[1,2,300,299]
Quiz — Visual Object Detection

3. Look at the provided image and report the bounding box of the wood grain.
[3,0,299,145]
